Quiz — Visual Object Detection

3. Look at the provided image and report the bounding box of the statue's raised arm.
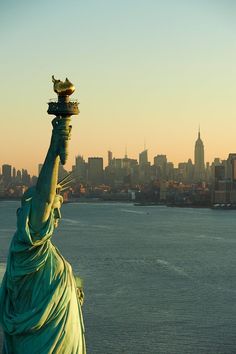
[0,77,85,354]
[29,116,70,231]
[30,76,78,231]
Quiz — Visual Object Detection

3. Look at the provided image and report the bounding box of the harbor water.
[1,201,236,353]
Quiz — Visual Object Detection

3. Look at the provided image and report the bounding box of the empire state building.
[194,129,205,182]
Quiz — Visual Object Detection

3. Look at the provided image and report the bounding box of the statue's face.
[52,194,63,228]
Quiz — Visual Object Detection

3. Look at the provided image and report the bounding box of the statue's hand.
[50,117,72,162]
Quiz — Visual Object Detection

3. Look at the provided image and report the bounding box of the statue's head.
[21,172,73,229]
[21,186,63,228]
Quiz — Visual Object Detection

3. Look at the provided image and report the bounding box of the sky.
[0,0,236,175]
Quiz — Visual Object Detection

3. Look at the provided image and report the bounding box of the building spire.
[198,124,200,139]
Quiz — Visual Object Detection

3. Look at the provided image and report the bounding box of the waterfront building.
[212,154,236,204]
[16,170,22,183]
[139,149,148,166]
[205,162,211,182]
[226,153,236,181]
[105,156,138,186]
[139,149,150,183]
[88,157,104,185]
[154,155,167,180]
[108,151,113,166]
[74,155,87,183]
[177,162,188,183]
[21,169,31,186]
[166,162,174,181]
[0,180,4,196]
[12,167,16,181]
[186,159,194,183]
[2,164,12,187]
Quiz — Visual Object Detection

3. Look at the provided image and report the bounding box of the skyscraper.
[194,129,205,182]
[2,164,12,187]
[154,155,167,180]
[139,149,150,183]
[74,155,87,182]
[88,157,104,185]
[12,167,16,181]
[139,149,148,166]
[108,151,113,166]
[226,153,236,181]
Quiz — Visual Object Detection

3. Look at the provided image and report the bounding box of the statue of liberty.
[0,77,86,353]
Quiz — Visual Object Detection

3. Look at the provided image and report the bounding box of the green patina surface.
[0,198,85,353]
[0,78,85,353]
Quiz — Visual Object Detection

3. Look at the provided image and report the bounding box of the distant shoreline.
[1,198,236,211]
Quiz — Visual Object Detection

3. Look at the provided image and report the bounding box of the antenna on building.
[125,145,128,158]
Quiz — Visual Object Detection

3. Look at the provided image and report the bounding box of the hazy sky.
[0,0,236,175]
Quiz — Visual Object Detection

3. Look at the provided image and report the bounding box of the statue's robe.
[0,198,86,354]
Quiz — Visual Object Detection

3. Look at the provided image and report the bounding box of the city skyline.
[1,1,236,175]
[0,129,232,177]
[3,129,236,208]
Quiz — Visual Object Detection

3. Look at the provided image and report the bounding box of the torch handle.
[59,117,71,165]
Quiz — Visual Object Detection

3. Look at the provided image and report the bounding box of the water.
[1,201,236,353]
